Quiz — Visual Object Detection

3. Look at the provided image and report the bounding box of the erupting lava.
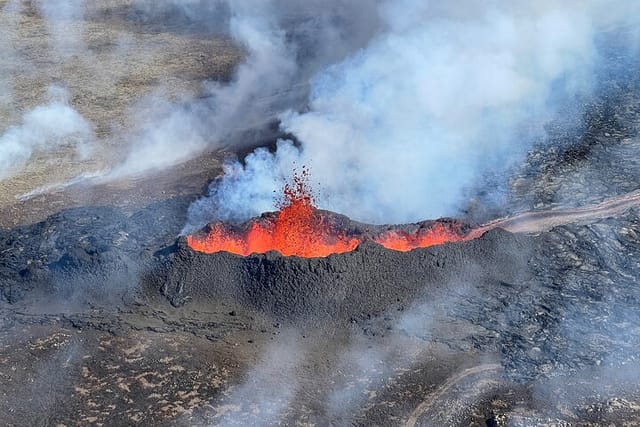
[187,168,467,257]
[373,222,466,252]
[187,168,360,257]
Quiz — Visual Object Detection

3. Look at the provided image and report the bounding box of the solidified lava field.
[3,2,640,427]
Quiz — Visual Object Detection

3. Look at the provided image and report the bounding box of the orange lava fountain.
[187,168,360,257]
[187,168,468,257]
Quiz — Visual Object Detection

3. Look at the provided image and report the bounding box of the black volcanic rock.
[155,228,533,325]
[0,197,192,302]
[2,196,640,425]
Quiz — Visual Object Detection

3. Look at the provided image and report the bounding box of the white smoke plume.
[2,0,381,187]
[35,0,86,58]
[109,0,380,178]
[185,0,640,231]
[107,0,296,178]
[211,334,304,426]
[0,86,94,181]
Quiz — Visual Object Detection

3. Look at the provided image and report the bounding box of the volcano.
[187,168,469,257]
[2,3,640,427]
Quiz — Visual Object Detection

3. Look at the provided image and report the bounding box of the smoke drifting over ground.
[0,0,382,188]
[212,334,305,426]
[110,0,381,179]
[35,0,86,58]
[0,86,94,181]
[2,0,638,211]
[3,1,640,425]
[186,0,640,230]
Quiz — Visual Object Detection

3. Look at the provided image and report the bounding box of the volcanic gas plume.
[187,168,468,257]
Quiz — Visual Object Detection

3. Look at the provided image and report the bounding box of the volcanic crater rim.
[180,227,494,260]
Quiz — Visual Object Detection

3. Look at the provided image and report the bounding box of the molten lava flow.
[188,168,470,257]
[187,168,360,257]
[373,222,466,252]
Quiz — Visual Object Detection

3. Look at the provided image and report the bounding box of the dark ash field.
[2,1,640,426]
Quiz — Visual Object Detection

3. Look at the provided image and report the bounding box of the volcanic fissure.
[187,168,469,257]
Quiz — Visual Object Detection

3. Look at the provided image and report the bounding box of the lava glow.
[187,169,468,258]
[187,169,360,257]
[373,223,466,252]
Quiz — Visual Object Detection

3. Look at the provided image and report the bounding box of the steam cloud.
[35,0,86,58]
[1,0,380,198]
[209,333,304,426]
[185,0,640,231]
[110,0,380,178]
[4,0,378,186]
[0,86,94,181]
[108,0,298,177]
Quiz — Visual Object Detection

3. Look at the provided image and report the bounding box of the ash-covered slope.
[164,206,640,425]
[0,196,192,304]
[2,197,640,425]
[156,228,531,324]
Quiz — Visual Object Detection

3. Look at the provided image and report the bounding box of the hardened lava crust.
[3,199,640,425]
[156,227,531,324]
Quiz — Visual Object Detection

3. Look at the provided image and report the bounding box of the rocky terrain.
[2,2,640,427]
[2,175,640,425]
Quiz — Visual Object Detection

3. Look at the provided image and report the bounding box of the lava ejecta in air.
[187,168,361,257]
[187,168,468,258]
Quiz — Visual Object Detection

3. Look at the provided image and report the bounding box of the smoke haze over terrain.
[0,0,384,194]
[111,0,382,178]
[0,86,94,181]
[185,0,640,231]
[3,2,640,425]
[2,0,640,226]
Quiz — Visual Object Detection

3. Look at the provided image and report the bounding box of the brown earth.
[2,5,640,427]
[0,0,239,224]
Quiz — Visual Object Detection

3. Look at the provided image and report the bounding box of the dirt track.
[405,363,503,427]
